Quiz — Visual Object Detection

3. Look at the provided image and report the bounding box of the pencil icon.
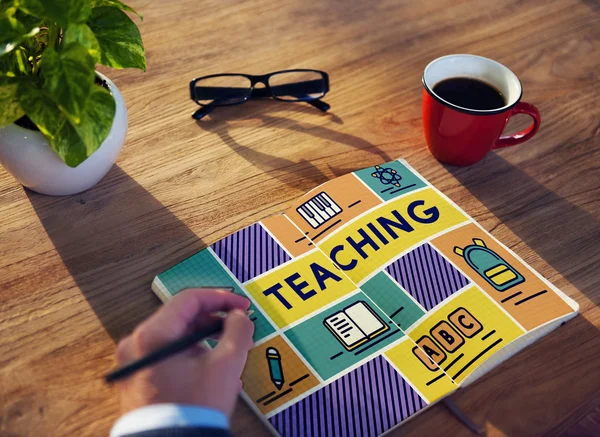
[266,347,284,390]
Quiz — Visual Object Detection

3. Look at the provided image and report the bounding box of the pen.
[105,309,254,383]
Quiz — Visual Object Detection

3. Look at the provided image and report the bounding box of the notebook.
[152,159,579,437]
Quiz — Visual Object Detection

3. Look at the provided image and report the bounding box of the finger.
[185,340,212,358]
[115,336,135,365]
[213,310,255,362]
[133,288,250,353]
[189,313,227,334]
[158,288,250,332]
[207,333,222,343]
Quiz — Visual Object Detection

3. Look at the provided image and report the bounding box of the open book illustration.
[324,301,390,351]
[152,159,579,437]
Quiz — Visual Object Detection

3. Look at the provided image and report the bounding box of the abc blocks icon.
[413,336,446,370]
[413,307,481,369]
[408,287,523,383]
[430,321,464,352]
[448,308,483,338]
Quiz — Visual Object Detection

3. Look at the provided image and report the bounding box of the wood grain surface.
[1,0,599,436]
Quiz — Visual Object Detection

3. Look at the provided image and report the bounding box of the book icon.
[323,301,389,351]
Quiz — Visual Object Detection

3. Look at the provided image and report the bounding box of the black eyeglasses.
[189,69,330,120]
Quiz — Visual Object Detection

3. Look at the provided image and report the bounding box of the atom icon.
[371,165,402,187]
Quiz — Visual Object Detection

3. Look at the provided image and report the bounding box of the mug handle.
[493,102,541,149]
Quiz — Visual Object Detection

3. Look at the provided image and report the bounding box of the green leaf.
[0,79,24,126]
[63,23,100,62]
[19,81,116,167]
[0,9,39,56]
[14,8,44,30]
[0,1,17,14]
[90,0,142,20]
[18,80,65,138]
[41,44,95,124]
[19,0,91,26]
[89,7,146,71]
[56,85,116,166]
[0,47,30,76]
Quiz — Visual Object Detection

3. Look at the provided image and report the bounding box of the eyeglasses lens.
[268,71,326,101]
[194,75,252,106]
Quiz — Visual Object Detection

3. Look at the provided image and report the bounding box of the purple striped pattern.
[268,355,426,437]
[211,223,291,283]
[386,243,469,311]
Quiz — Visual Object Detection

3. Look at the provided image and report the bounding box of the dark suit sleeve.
[120,426,231,437]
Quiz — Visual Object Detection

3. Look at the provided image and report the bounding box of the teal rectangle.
[268,357,283,381]
[284,292,404,380]
[157,249,275,342]
[354,160,426,201]
[361,272,425,330]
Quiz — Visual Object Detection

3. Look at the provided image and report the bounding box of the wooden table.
[1,0,599,435]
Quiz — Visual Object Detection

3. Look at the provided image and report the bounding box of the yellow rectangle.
[485,265,508,277]
[489,270,517,285]
[407,286,524,383]
[244,250,356,328]
[319,188,468,283]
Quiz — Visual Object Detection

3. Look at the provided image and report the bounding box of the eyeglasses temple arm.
[192,104,215,120]
[307,99,330,112]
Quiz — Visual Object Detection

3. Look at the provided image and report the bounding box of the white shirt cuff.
[110,404,229,437]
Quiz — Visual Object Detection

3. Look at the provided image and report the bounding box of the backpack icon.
[454,239,524,291]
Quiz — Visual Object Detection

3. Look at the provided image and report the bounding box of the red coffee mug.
[422,54,541,166]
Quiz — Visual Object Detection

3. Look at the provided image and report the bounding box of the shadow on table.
[195,100,392,189]
[446,152,600,306]
[26,165,206,341]
[580,0,600,13]
[401,153,600,436]
[445,152,600,435]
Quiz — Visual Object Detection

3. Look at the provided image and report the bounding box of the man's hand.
[114,288,254,417]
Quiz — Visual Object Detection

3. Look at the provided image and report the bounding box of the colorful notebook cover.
[152,159,578,437]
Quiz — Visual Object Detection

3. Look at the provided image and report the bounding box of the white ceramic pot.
[0,71,127,196]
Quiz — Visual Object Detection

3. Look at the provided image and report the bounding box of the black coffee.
[433,77,505,110]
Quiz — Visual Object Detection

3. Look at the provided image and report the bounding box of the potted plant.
[0,0,146,195]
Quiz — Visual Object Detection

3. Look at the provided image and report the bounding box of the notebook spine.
[151,276,171,303]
